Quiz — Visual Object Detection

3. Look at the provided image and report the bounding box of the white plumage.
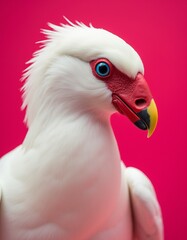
[0,20,163,240]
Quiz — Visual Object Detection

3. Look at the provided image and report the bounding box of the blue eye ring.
[95,61,111,78]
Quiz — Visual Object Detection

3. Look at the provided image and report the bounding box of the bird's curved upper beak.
[112,73,158,137]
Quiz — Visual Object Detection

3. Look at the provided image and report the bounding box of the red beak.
[110,73,158,137]
[112,73,152,126]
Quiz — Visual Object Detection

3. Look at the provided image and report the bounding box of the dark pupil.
[99,65,108,74]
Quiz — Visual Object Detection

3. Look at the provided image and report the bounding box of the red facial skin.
[90,58,152,124]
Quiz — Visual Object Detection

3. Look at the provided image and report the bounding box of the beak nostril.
[135,98,147,107]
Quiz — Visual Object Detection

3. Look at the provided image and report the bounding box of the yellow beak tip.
[147,99,158,138]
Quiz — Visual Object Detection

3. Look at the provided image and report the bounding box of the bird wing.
[0,182,1,204]
[0,158,2,205]
[125,167,164,240]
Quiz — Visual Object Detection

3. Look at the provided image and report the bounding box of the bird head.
[22,19,158,137]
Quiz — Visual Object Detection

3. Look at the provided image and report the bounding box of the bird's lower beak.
[112,73,158,137]
[112,95,158,137]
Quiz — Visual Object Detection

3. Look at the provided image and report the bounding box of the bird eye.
[95,61,111,78]
[90,58,113,80]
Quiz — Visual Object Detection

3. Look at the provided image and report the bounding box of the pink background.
[1,0,187,239]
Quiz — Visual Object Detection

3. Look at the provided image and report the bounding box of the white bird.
[0,19,163,240]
